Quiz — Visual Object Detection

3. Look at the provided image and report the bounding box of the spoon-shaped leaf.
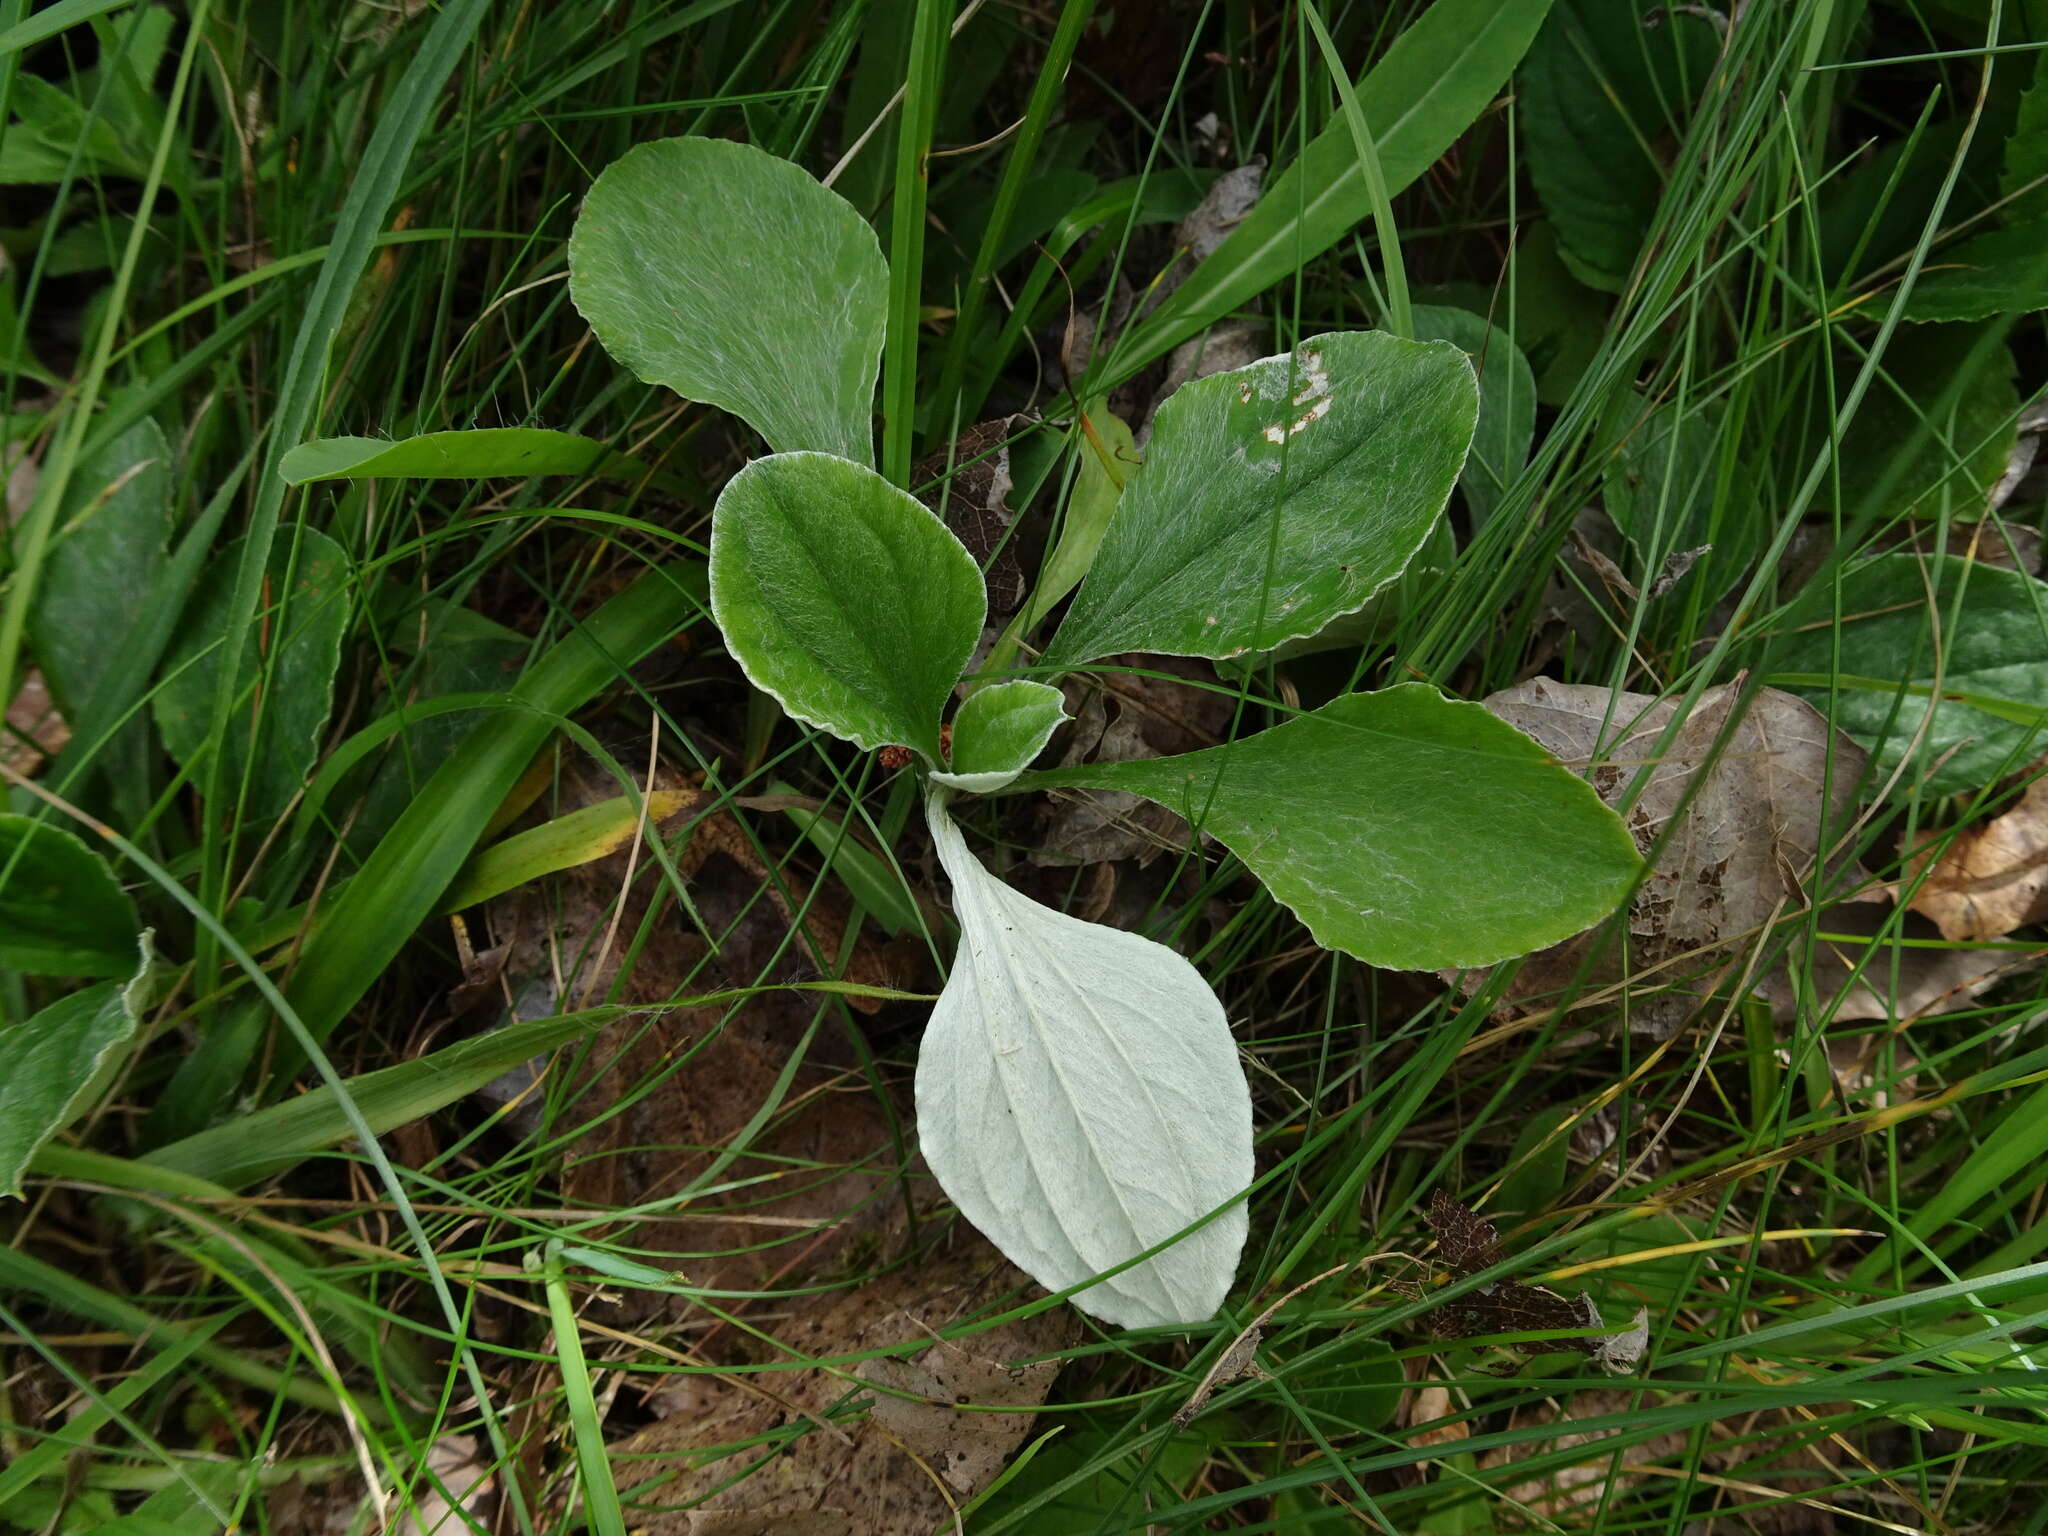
[917,793,1252,1328]
[1043,331,1477,669]
[711,452,985,759]
[932,679,1068,793]
[1015,685,1640,970]
[569,137,887,464]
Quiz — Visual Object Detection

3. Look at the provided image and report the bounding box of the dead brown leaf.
[1755,893,2026,1026]
[3,670,68,776]
[606,1244,1075,1534]
[1478,1389,1687,1520]
[1476,679,1871,1037]
[914,417,1028,617]
[1906,763,2048,941]
[1424,1193,1647,1370]
[1033,658,1232,867]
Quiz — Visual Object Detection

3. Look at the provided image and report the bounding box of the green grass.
[4,1,2048,1532]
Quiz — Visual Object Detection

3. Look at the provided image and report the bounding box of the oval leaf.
[1409,304,1534,528]
[0,932,152,1197]
[933,680,1068,793]
[917,794,1251,1328]
[0,814,140,977]
[1043,332,1478,669]
[711,452,985,758]
[1520,0,1717,290]
[1016,685,1640,970]
[1772,553,2048,797]
[280,429,650,486]
[569,136,887,464]
[153,526,352,823]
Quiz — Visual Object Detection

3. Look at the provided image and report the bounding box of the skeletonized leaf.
[711,453,985,759]
[917,793,1251,1328]
[0,933,153,1197]
[1478,680,1870,1037]
[1017,685,1639,970]
[932,680,1068,793]
[1043,332,1477,668]
[569,137,887,464]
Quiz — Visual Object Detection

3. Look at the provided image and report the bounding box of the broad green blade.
[1016,685,1640,970]
[1044,333,1476,668]
[569,136,886,464]
[711,451,985,758]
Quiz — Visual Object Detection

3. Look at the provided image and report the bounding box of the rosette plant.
[552,138,1634,1327]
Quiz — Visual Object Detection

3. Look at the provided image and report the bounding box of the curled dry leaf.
[1033,658,1232,867]
[1425,1193,1647,1371]
[1474,679,1870,1038]
[606,1244,1076,1533]
[1907,762,2048,941]
[3,670,68,776]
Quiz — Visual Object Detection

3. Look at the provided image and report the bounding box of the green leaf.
[0,815,140,976]
[779,791,926,939]
[982,402,1133,682]
[1409,305,1534,527]
[153,527,351,822]
[1015,686,1640,970]
[279,429,653,486]
[146,1006,623,1188]
[1603,395,1756,602]
[1519,0,1717,290]
[1840,324,2017,521]
[933,680,1068,793]
[918,794,1251,1328]
[1044,332,1477,668]
[0,932,152,1197]
[28,419,173,714]
[1772,554,2048,797]
[711,452,984,758]
[152,562,706,1142]
[1900,220,2048,323]
[569,137,886,464]
[2001,49,2048,225]
[1117,0,1555,371]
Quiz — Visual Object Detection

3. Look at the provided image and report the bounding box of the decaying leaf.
[1907,762,2048,941]
[1475,679,1870,1037]
[3,670,68,775]
[1478,1390,1688,1519]
[1757,893,2027,1026]
[1424,1193,1647,1371]
[606,1244,1076,1533]
[914,415,1028,616]
[1032,658,1231,866]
